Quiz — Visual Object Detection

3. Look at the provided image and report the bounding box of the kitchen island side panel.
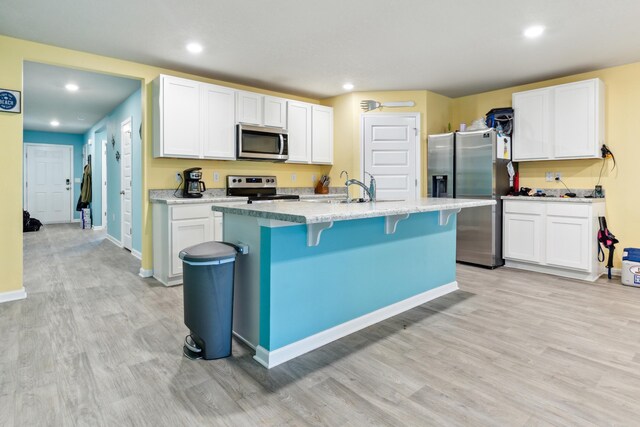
[260,211,457,351]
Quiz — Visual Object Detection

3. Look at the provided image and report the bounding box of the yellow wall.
[322,90,452,197]
[0,35,327,293]
[452,62,640,267]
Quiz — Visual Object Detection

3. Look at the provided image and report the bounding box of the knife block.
[314,181,329,194]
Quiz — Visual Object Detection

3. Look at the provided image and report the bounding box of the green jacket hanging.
[80,163,92,203]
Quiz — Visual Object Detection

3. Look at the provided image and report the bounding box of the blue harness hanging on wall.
[597,216,619,279]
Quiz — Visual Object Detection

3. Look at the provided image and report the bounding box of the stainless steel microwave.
[236,124,288,162]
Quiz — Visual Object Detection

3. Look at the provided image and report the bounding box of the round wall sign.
[0,91,17,111]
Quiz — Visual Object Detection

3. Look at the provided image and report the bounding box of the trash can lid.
[179,241,237,263]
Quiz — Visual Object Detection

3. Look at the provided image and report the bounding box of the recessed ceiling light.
[186,42,203,54]
[65,83,79,92]
[343,83,354,91]
[524,25,545,39]
[50,120,60,127]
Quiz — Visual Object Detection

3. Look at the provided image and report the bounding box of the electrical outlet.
[545,172,553,182]
[175,172,181,182]
[213,172,219,182]
[555,172,562,181]
[311,174,317,184]
[291,173,297,182]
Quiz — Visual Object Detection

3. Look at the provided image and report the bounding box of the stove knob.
[238,178,242,183]
[232,179,237,183]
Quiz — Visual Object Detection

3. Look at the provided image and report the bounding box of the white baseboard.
[233,331,256,350]
[131,249,142,260]
[105,234,122,247]
[139,268,153,278]
[253,281,459,369]
[610,268,621,277]
[71,219,80,223]
[505,260,603,282]
[0,287,27,304]
[92,225,105,231]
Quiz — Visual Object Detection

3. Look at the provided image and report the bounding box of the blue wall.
[83,88,142,253]
[22,131,85,220]
[259,212,457,351]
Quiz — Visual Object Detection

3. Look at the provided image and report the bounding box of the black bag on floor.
[23,210,42,232]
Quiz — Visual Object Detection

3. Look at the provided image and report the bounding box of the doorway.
[23,143,74,224]
[361,113,421,201]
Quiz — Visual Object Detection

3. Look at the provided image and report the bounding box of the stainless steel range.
[226,175,300,203]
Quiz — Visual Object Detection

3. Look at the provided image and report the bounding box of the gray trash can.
[179,241,238,360]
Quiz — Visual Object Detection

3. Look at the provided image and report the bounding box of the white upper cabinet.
[553,79,603,159]
[512,78,604,161]
[153,75,236,160]
[236,91,287,128]
[236,91,262,126]
[311,105,334,164]
[263,96,287,128]
[154,76,201,158]
[200,83,236,160]
[287,101,312,163]
[512,88,551,160]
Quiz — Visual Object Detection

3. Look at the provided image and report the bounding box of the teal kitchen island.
[210,198,495,368]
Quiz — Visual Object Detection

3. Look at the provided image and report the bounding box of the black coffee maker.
[182,167,206,198]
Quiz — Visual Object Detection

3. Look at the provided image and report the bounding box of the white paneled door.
[25,144,73,224]
[362,114,420,201]
[121,118,133,250]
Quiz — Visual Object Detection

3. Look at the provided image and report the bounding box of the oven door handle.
[279,134,284,155]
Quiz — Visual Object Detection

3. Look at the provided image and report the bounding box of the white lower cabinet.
[153,203,223,286]
[503,199,605,281]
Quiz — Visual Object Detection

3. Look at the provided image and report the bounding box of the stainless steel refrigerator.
[427,129,510,268]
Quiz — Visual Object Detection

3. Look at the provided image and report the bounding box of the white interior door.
[362,114,420,201]
[25,144,73,224]
[121,118,133,250]
[101,140,108,228]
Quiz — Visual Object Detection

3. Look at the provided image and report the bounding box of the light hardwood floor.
[3,224,640,426]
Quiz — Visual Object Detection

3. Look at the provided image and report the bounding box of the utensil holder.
[314,182,329,194]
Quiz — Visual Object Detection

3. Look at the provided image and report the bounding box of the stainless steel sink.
[304,198,403,204]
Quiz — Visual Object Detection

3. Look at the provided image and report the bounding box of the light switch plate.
[213,172,219,182]
[291,173,297,182]
[545,172,553,182]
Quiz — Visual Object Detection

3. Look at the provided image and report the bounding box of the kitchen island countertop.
[211,197,495,224]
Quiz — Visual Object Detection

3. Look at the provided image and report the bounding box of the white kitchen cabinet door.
[263,96,287,128]
[170,218,213,276]
[311,105,334,164]
[213,212,223,242]
[545,215,590,271]
[503,212,543,263]
[512,88,552,161]
[286,101,312,163]
[201,83,236,159]
[159,76,201,157]
[553,79,602,159]
[236,91,262,126]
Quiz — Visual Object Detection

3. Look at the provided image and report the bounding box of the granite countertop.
[501,195,605,203]
[210,198,495,224]
[149,190,345,205]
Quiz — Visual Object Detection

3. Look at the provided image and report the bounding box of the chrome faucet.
[341,170,377,202]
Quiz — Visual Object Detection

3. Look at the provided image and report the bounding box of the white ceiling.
[4,0,640,100]
[23,62,140,133]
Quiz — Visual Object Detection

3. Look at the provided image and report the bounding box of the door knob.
[66,187,70,190]
[120,190,125,195]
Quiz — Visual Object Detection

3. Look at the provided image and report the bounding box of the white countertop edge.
[210,198,495,225]
[501,196,605,203]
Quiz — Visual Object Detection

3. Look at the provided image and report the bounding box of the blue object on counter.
[623,248,640,262]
